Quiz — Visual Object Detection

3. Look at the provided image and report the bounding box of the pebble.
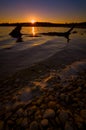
[59,110,69,124]
[48,101,56,109]
[31,105,37,112]
[16,108,24,117]
[55,117,60,126]
[60,93,65,101]
[41,119,49,127]
[65,121,74,130]
[29,121,38,130]
[77,122,84,130]
[74,114,83,123]
[21,118,28,128]
[43,109,55,118]
[0,120,4,130]
[65,94,72,104]
[24,110,28,117]
[80,109,86,119]
[48,95,54,101]
[16,118,23,125]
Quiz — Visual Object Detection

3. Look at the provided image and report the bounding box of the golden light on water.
[32,27,35,36]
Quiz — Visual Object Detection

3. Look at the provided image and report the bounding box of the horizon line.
[0,21,86,24]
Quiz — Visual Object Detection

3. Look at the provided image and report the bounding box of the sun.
[31,19,36,24]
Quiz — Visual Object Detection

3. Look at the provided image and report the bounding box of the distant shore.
[0,22,86,28]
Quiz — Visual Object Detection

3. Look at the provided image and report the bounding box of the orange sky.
[0,0,86,23]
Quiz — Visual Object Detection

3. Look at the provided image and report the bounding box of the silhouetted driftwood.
[9,24,23,42]
[9,25,22,38]
[9,24,75,42]
[41,25,75,42]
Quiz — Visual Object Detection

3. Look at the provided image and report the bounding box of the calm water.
[0,26,86,78]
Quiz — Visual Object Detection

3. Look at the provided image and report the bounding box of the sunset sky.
[0,0,86,23]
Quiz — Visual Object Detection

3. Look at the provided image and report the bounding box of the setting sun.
[31,19,36,24]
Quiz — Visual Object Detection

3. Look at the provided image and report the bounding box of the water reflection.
[16,37,23,42]
[32,27,36,36]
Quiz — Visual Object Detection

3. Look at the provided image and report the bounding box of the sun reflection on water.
[32,27,36,36]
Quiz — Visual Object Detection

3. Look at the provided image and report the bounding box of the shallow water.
[0,27,86,78]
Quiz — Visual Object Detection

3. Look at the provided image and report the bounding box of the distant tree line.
[0,22,86,28]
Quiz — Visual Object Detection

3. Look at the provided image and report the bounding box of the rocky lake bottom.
[0,60,86,130]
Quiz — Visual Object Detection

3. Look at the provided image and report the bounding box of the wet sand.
[0,39,86,130]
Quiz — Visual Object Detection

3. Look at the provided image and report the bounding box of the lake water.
[0,26,86,78]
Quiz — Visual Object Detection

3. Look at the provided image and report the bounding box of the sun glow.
[31,19,36,24]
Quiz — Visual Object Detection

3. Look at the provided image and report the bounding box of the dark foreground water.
[0,28,86,130]
[0,27,86,78]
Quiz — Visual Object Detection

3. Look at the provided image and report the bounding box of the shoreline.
[0,22,86,29]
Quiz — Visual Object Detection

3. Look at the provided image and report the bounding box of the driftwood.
[9,24,75,42]
[9,25,23,42]
[9,25,22,38]
[41,25,75,42]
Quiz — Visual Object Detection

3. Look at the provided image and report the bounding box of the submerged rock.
[80,110,86,119]
[29,121,38,130]
[16,108,24,117]
[65,121,74,130]
[59,110,69,124]
[43,109,55,118]
[48,101,56,109]
[21,118,28,128]
[0,120,4,130]
[41,119,49,127]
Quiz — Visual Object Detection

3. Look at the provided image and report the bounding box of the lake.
[0,26,86,78]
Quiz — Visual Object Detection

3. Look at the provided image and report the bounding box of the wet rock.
[31,105,37,112]
[40,104,46,109]
[24,110,28,117]
[48,101,56,109]
[43,109,55,118]
[21,118,28,128]
[59,110,69,124]
[56,104,60,110]
[74,114,83,123]
[78,102,84,108]
[65,94,72,104]
[36,99,42,105]
[5,105,11,112]
[44,97,50,103]
[4,112,12,120]
[12,95,18,102]
[77,122,84,130]
[29,121,38,130]
[55,117,60,126]
[16,108,24,117]
[35,112,42,121]
[35,110,41,117]
[80,110,86,119]
[60,93,65,101]
[41,119,49,127]
[75,87,82,92]
[65,121,74,130]
[47,128,56,130]
[48,95,54,101]
[15,78,20,83]
[12,102,23,111]
[0,120,4,130]
[16,118,23,125]
[7,120,14,128]
[11,113,18,121]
